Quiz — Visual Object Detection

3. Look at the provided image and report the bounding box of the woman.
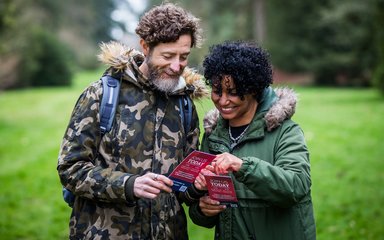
[189,41,316,240]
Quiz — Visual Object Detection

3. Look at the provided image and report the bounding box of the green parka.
[57,42,209,240]
[189,87,316,240]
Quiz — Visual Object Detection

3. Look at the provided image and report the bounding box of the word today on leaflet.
[169,150,215,192]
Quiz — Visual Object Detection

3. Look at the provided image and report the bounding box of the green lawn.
[0,70,383,239]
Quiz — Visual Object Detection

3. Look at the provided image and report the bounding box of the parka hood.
[97,41,210,100]
[203,87,298,134]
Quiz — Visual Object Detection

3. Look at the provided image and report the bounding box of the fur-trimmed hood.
[203,87,298,134]
[97,41,210,100]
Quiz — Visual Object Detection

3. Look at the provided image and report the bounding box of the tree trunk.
[253,0,266,44]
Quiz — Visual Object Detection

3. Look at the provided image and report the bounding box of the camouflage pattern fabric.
[57,42,208,240]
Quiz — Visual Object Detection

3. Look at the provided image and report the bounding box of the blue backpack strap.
[179,95,193,133]
[62,187,75,207]
[100,75,121,135]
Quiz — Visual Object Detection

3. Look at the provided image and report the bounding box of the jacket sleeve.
[233,122,312,208]
[57,83,134,204]
[188,200,218,228]
[177,101,205,205]
[186,134,219,228]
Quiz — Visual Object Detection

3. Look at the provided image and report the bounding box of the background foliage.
[20,28,73,87]
[1,0,383,90]
[0,0,117,89]
[372,0,384,94]
[147,0,382,88]
[1,1,384,239]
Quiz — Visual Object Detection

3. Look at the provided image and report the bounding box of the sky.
[111,0,148,40]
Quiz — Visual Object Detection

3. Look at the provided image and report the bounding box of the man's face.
[146,34,192,93]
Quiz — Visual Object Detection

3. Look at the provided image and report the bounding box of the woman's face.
[211,75,258,127]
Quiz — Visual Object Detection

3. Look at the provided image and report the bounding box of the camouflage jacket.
[57,42,209,240]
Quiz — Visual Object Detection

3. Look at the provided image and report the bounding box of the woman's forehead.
[214,75,235,88]
[221,75,235,89]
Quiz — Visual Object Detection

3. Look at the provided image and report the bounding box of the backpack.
[62,75,193,207]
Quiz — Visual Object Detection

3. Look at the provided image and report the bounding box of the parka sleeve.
[57,82,134,204]
[233,122,312,208]
[186,133,219,228]
[177,101,207,205]
[188,201,219,228]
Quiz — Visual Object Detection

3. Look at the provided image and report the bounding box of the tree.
[57,0,117,69]
[373,0,384,94]
[144,0,380,87]
[21,28,73,87]
[313,0,376,86]
[146,0,264,67]
[0,0,122,89]
[266,0,327,72]
[266,0,377,86]
[253,0,266,44]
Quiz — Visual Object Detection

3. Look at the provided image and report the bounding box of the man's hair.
[203,40,273,102]
[135,3,202,48]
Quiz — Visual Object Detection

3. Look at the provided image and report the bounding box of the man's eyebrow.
[161,50,191,55]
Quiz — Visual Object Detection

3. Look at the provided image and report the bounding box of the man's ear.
[140,39,149,56]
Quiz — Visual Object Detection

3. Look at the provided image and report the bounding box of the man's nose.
[170,60,181,72]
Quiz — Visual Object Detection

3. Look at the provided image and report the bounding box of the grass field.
[1,69,383,239]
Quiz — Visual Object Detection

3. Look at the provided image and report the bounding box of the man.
[57,3,209,239]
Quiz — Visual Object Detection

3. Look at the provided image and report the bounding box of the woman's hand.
[199,195,226,216]
[194,168,214,191]
[212,152,243,175]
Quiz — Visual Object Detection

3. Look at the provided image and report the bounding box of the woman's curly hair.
[135,3,203,48]
[203,40,273,102]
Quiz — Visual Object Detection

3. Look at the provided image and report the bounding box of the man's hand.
[133,173,173,199]
[199,195,226,217]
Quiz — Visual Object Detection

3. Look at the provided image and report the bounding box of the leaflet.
[169,150,216,192]
[204,175,238,207]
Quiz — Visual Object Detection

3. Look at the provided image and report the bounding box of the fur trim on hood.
[264,87,297,131]
[203,87,297,134]
[97,41,210,100]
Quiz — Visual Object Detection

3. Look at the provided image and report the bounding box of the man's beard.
[147,61,181,93]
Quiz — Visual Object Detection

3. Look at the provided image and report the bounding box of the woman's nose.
[218,93,230,105]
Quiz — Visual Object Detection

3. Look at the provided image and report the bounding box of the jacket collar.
[203,87,298,135]
[256,87,277,114]
[205,86,298,150]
